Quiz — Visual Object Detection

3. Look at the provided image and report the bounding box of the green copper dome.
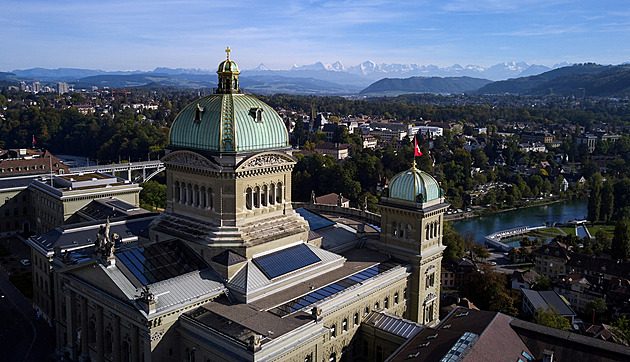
[388,163,442,203]
[169,93,289,153]
[169,48,289,154]
[218,59,239,73]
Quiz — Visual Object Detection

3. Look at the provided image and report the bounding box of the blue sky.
[2,0,629,71]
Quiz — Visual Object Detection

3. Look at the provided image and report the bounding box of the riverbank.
[451,197,588,245]
[444,196,580,222]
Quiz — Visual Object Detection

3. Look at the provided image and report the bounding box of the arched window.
[193,185,199,206]
[174,181,180,202]
[384,297,389,309]
[121,338,131,362]
[394,292,399,304]
[276,182,283,203]
[364,306,370,315]
[186,183,193,204]
[199,186,206,208]
[407,224,412,239]
[246,187,253,210]
[269,183,275,205]
[342,318,348,331]
[392,222,397,236]
[375,301,380,310]
[331,324,336,337]
[425,225,430,240]
[262,185,268,206]
[329,353,336,362]
[254,186,261,208]
[88,320,96,344]
[105,328,113,354]
[354,313,359,326]
[208,187,214,209]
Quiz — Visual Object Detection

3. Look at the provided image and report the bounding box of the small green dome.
[218,59,239,73]
[169,93,289,153]
[388,164,442,203]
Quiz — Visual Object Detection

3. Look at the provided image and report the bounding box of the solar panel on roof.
[268,262,398,317]
[116,240,207,285]
[253,244,321,279]
[295,208,335,230]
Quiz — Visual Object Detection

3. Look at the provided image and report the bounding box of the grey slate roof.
[522,289,576,316]
[30,216,156,254]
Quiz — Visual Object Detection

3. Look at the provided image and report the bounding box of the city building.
[58,82,70,94]
[30,172,142,234]
[533,241,570,278]
[41,51,449,362]
[313,142,351,160]
[389,306,630,361]
[521,289,577,325]
[0,148,69,177]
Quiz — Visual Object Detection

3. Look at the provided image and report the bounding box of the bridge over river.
[69,160,165,182]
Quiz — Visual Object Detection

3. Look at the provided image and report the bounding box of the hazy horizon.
[2,0,629,72]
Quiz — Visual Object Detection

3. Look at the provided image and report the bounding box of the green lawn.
[587,224,615,236]
[559,227,576,236]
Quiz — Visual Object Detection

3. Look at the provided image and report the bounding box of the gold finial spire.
[225,46,231,60]
[412,158,417,169]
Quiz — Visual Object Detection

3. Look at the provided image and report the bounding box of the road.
[0,237,55,361]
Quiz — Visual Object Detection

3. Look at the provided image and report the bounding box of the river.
[451,198,588,244]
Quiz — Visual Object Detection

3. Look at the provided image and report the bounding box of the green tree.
[612,315,630,345]
[612,218,630,261]
[472,244,490,261]
[588,175,603,222]
[585,297,607,320]
[594,229,612,253]
[532,275,552,291]
[442,223,466,261]
[139,181,167,210]
[601,180,614,223]
[534,306,571,331]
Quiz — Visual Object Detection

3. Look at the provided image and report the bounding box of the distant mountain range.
[475,63,630,96]
[2,61,629,97]
[359,76,492,96]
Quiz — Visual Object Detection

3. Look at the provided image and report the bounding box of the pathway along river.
[451,198,588,245]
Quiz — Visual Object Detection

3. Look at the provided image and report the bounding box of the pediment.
[162,150,219,170]
[237,152,296,171]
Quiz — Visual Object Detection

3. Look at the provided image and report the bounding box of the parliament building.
[32,50,449,362]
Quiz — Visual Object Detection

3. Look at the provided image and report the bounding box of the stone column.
[80,296,89,358]
[113,315,121,362]
[96,305,104,362]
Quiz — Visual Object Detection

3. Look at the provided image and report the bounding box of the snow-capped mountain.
[276,61,558,81]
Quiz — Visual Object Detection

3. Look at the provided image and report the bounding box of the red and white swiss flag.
[414,138,423,156]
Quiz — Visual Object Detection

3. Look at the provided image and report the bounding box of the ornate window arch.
[254,186,261,208]
[174,181,180,202]
[245,187,253,210]
[199,186,206,208]
[262,184,268,206]
[269,183,276,205]
[392,222,398,236]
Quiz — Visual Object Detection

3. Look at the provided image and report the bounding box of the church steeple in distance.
[216,46,242,94]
